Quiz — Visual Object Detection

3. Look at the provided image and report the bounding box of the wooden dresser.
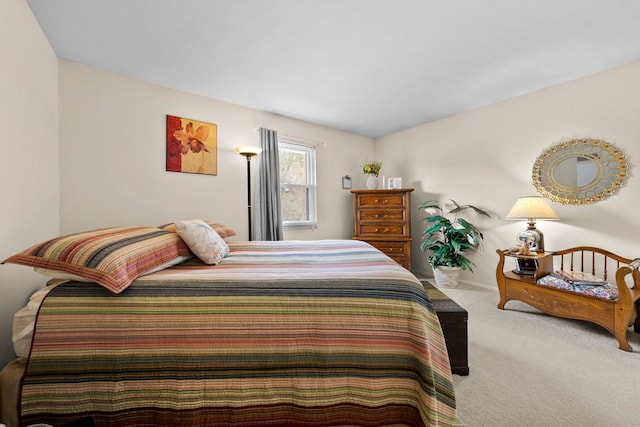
[351,188,414,270]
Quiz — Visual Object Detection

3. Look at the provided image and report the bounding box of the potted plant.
[419,199,490,287]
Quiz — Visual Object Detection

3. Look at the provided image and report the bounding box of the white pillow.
[174,219,229,264]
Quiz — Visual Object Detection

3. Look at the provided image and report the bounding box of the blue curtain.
[255,128,283,241]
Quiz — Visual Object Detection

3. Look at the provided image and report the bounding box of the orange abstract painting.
[166,115,217,175]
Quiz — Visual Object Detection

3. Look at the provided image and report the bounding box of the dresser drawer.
[358,209,406,222]
[390,255,410,270]
[360,239,411,270]
[367,240,408,256]
[358,223,407,236]
[356,194,407,208]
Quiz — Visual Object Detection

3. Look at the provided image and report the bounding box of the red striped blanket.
[21,240,456,426]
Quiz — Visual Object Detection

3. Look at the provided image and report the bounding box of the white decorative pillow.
[174,219,229,264]
[158,221,236,239]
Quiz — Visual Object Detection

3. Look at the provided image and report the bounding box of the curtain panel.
[255,128,283,241]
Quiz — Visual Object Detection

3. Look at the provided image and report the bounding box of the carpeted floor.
[429,281,640,427]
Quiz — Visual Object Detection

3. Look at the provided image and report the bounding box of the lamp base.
[517,226,545,253]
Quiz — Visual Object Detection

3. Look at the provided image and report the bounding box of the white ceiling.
[27,0,640,138]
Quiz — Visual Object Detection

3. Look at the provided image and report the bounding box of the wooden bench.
[496,246,640,351]
[421,280,469,375]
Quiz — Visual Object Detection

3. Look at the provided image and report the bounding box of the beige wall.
[58,61,373,240]
[3,1,640,369]
[378,60,640,287]
[0,0,59,366]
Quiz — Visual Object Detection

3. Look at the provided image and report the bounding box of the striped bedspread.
[21,240,456,426]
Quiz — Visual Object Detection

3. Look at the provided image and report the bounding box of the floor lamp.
[235,146,263,240]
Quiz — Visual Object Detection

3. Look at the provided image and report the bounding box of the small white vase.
[433,266,462,288]
[366,175,378,189]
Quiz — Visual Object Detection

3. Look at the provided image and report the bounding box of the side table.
[495,250,553,309]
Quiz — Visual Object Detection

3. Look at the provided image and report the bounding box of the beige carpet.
[432,281,640,427]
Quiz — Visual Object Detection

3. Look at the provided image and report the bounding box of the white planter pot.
[433,266,462,288]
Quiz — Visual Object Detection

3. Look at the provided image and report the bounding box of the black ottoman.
[421,280,469,375]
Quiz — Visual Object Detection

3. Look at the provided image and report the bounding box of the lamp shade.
[506,196,559,220]
[235,146,263,157]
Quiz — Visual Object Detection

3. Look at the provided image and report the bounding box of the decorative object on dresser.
[495,247,640,351]
[387,177,402,189]
[419,199,490,287]
[351,188,413,270]
[362,160,382,189]
[506,195,560,253]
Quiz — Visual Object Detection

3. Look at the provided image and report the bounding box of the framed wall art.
[166,114,218,175]
[342,175,352,189]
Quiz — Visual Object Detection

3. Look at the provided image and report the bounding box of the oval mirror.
[532,138,628,205]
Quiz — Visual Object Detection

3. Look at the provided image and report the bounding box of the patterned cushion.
[2,226,191,294]
[174,219,229,264]
[536,274,619,300]
[159,221,236,239]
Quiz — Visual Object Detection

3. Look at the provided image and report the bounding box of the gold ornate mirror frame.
[532,138,628,205]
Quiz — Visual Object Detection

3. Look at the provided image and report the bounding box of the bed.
[1,224,456,427]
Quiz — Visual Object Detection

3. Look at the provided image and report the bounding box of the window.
[278,139,317,229]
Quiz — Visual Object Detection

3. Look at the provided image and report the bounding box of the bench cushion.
[536,274,619,300]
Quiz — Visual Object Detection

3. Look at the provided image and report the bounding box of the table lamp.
[506,196,559,253]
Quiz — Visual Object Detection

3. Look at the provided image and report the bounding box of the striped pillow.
[159,221,236,239]
[2,226,191,294]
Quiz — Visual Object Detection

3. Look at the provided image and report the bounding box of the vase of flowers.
[363,161,382,189]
